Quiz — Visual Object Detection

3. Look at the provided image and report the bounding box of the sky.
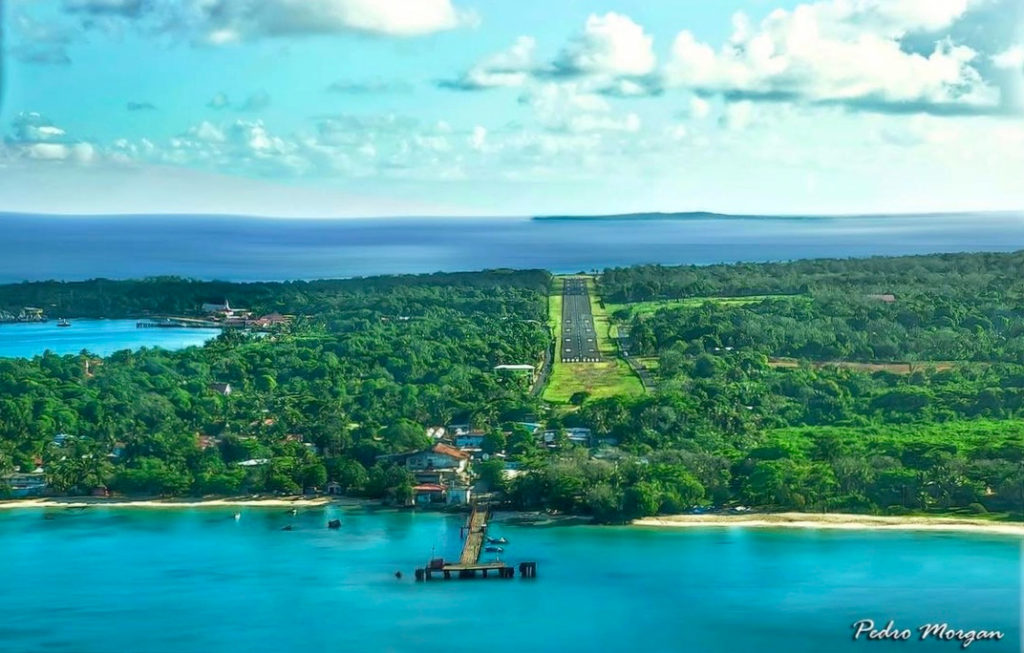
[0,0,1022,217]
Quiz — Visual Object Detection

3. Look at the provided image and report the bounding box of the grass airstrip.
[542,276,644,405]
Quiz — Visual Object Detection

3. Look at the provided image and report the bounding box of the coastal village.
[2,416,594,509]
[2,295,590,506]
[1,298,292,331]
[0,307,47,323]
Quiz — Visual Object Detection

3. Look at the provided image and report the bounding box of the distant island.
[532,210,1013,222]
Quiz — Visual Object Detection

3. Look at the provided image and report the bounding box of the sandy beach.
[0,496,333,510]
[634,512,1024,536]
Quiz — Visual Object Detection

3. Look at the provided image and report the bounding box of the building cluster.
[1,408,607,505]
[1,433,125,498]
[370,421,602,507]
[0,307,47,323]
[201,299,291,330]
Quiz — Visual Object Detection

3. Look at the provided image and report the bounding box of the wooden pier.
[137,317,223,329]
[414,504,535,581]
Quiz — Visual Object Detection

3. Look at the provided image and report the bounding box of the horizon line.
[1,208,1022,221]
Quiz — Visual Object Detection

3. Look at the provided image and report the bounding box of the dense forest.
[2,253,1023,522]
[0,270,550,320]
[0,270,550,500]
[533,252,1024,520]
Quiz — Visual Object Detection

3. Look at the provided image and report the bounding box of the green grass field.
[542,276,644,404]
[606,294,804,320]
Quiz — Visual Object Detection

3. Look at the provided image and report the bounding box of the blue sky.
[1,0,1022,216]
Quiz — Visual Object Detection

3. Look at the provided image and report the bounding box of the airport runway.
[561,278,601,363]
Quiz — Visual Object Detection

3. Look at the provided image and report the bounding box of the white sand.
[634,512,1024,536]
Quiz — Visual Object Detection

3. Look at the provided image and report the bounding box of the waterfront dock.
[137,317,223,329]
[414,504,536,581]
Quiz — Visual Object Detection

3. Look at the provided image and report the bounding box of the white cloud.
[5,113,97,164]
[23,143,71,160]
[554,12,656,77]
[665,124,688,141]
[442,36,536,90]
[992,46,1024,71]
[566,112,642,134]
[721,101,755,131]
[845,0,979,34]
[599,78,653,97]
[188,121,226,143]
[687,96,711,119]
[665,0,999,111]
[469,126,488,151]
[520,82,642,133]
[443,13,658,93]
[71,142,98,164]
[195,0,472,42]
[11,113,66,141]
[521,82,606,125]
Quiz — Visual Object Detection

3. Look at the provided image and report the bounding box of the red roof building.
[430,443,471,460]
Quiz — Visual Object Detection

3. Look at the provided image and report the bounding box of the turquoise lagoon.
[0,320,218,358]
[0,507,1018,653]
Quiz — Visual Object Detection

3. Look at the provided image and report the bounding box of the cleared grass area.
[638,356,659,371]
[542,276,644,404]
[606,294,804,320]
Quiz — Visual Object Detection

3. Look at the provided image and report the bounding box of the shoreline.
[634,512,1024,536]
[0,496,334,510]
[2,500,1022,536]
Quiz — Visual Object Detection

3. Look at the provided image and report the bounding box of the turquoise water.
[0,320,218,358]
[0,507,1018,652]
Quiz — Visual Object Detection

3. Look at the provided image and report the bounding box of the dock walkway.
[459,505,489,564]
[414,504,535,581]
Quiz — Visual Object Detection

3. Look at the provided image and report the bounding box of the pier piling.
[413,503,534,582]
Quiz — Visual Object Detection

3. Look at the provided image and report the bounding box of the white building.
[541,427,592,446]
[404,444,470,474]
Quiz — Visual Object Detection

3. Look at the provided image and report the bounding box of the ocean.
[1,212,1023,283]
[0,320,219,358]
[0,507,1017,653]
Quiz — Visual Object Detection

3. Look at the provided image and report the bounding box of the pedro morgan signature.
[852,619,1005,648]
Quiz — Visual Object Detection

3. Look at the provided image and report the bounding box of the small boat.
[56,318,71,327]
[327,519,341,529]
[486,537,508,545]
[233,512,241,521]
[484,546,504,553]
[281,525,293,531]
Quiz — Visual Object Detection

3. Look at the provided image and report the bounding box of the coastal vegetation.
[2,252,1024,524]
[0,270,550,500]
